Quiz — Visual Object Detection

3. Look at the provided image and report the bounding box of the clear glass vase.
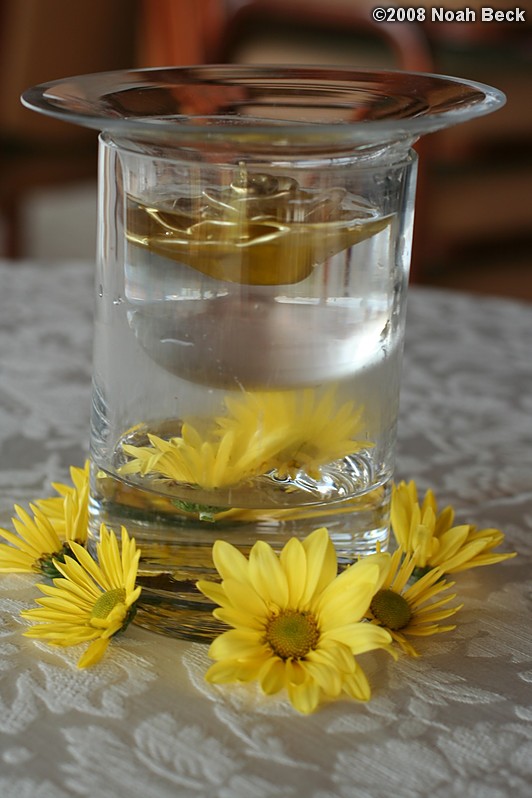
[23,66,505,639]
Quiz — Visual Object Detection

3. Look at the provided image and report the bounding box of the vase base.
[90,467,391,640]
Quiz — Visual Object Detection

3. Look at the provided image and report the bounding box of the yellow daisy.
[120,385,367,491]
[21,525,141,668]
[196,527,394,714]
[121,422,260,491]
[0,462,89,577]
[391,480,516,575]
[366,547,462,657]
[217,385,367,480]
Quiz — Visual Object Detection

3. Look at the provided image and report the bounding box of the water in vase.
[89,156,411,638]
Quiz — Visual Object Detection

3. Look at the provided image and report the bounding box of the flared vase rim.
[21,64,506,151]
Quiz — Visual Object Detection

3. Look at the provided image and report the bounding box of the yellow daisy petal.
[299,527,337,606]
[409,605,463,624]
[435,540,498,573]
[279,537,307,606]
[323,622,393,655]
[248,540,289,608]
[431,525,471,565]
[287,680,321,715]
[52,555,103,600]
[77,637,111,668]
[213,606,266,631]
[302,659,343,697]
[307,641,356,675]
[448,550,516,573]
[196,579,230,608]
[13,505,62,553]
[212,539,250,584]
[205,658,262,684]
[317,558,385,626]
[21,607,88,622]
[0,527,46,560]
[0,545,36,572]
[97,528,124,587]
[221,578,269,618]
[285,659,308,686]
[38,578,98,609]
[404,623,457,637]
[259,657,287,695]
[342,663,371,701]
[208,628,267,661]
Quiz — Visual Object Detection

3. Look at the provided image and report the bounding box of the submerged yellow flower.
[0,462,89,576]
[391,481,516,574]
[21,525,141,668]
[366,548,462,657]
[197,527,393,714]
[217,385,366,480]
[121,385,367,491]
[121,422,261,491]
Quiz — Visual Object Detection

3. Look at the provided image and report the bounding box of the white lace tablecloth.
[0,261,531,798]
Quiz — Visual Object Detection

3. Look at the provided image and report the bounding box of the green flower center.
[265,609,320,659]
[91,588,127,620]
[370,588,412,630]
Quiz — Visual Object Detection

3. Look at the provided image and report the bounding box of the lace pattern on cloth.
[0,262,531,797]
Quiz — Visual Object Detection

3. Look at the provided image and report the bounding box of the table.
[1,260,531,798]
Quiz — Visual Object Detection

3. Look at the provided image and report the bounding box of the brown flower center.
[370,588,412,630]
[265,609,320,659]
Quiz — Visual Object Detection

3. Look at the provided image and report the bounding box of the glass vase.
[22,66,505,639]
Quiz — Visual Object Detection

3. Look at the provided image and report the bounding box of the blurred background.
[1,0,531,298]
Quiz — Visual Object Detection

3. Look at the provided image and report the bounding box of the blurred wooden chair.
[221,0,433,71]
[138,0,225,67]
[139,0,432,72]
[0,0,137,258]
